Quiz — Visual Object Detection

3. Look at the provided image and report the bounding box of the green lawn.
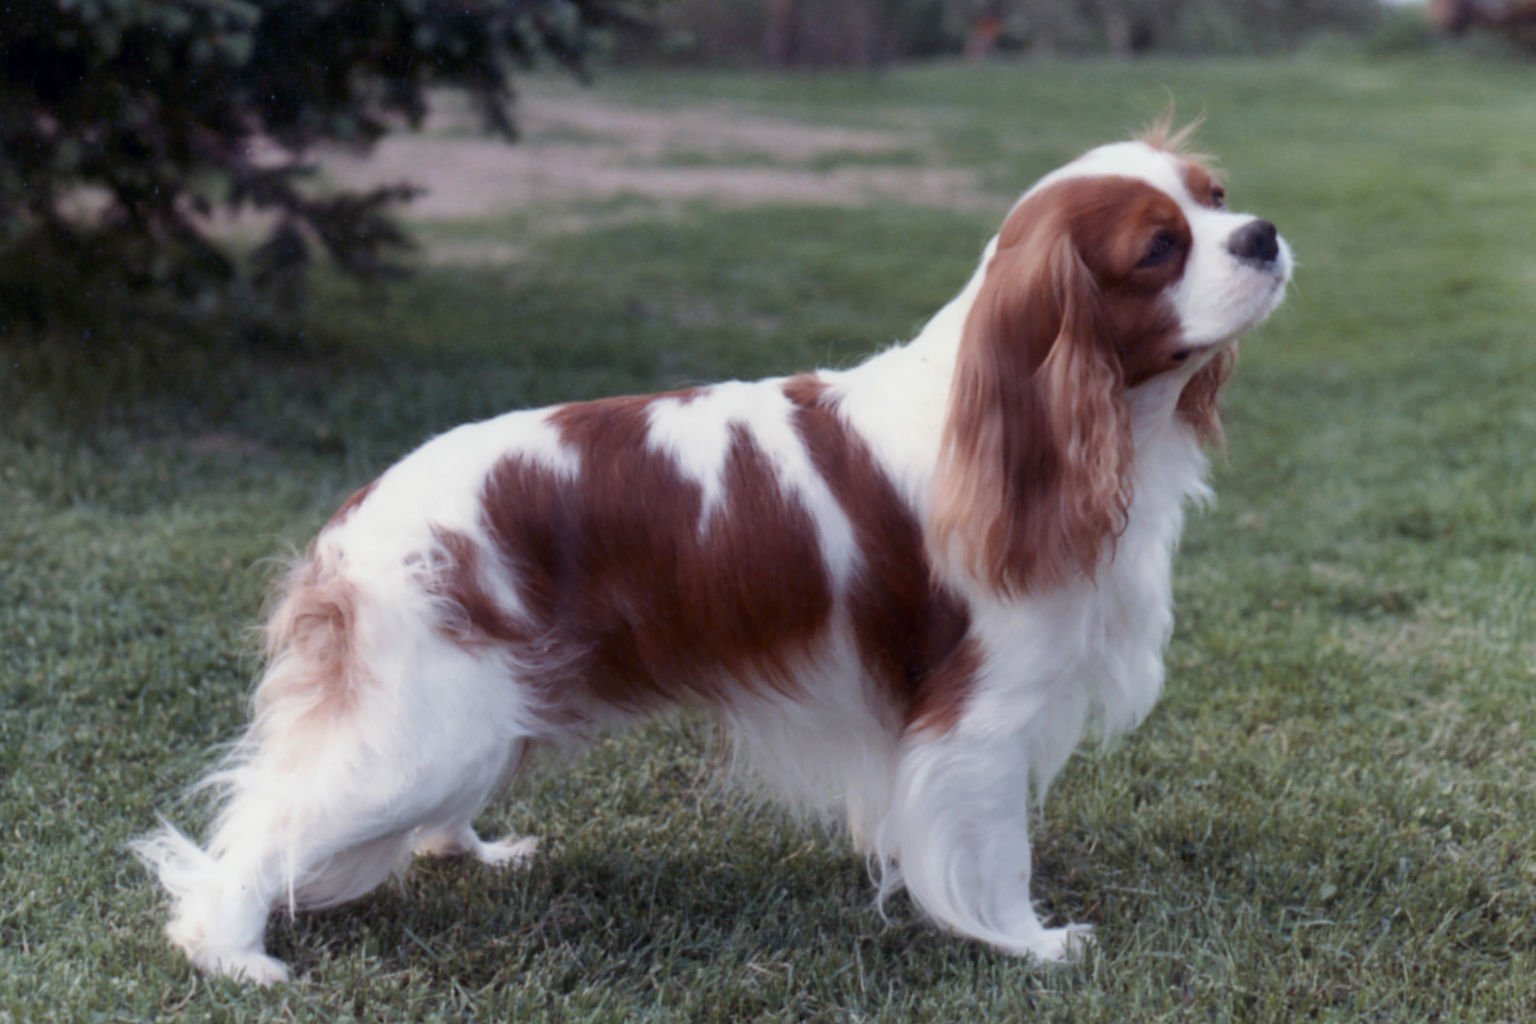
[4,49,1536,1022]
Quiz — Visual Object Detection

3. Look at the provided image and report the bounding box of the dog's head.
[930,127,1292,594]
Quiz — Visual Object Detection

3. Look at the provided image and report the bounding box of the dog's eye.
[1139,232,1179,267]
[1211,186,1226,209]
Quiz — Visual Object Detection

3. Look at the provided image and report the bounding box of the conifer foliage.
[0,1,649,305]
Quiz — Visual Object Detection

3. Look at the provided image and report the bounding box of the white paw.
[412,829,470,859]
[472,834,538,869]
[414,827,538,868]
[1028,923,1095,964]
[192,948,291,986]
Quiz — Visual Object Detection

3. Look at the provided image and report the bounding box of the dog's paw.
[472,834,539,869]
[190,948,291,986]
[414,826,538,869]
[1028,923,1095,964]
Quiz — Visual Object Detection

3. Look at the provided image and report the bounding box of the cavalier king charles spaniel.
[137,123,1291,984]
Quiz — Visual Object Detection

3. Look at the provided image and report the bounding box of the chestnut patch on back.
[436,390,835,713]
[784,376,975,732]
[428,527,529,647]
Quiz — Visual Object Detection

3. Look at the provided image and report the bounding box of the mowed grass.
[4,50,1536,1021]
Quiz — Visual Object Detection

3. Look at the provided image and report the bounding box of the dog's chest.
[1084,426,1209,728]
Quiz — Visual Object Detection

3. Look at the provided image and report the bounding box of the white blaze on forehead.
[1022,141,1190,206]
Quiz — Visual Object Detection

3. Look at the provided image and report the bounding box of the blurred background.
[643,0,1388,65]
[1,0,1532,329]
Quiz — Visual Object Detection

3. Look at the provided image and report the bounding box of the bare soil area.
[321,87,992,228]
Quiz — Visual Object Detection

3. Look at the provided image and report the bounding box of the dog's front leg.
[878,727,1093,962]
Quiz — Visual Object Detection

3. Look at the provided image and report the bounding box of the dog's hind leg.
[135,726,428,985]
[137,678,530,981]
[136,553,538,983]
[410,739,540,869]
[133,820,294,985]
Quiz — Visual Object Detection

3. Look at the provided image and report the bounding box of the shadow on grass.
[269,844,969,989]
[254,797,1168,995]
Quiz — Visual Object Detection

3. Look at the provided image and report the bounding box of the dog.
[135,121,1291,984]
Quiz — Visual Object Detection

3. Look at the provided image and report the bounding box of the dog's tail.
[134,548,379,915]
[249,550,370,737]
[131,819,214,907]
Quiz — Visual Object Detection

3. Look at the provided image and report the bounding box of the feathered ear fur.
[928,214,1133,595]
[1177,345,1235,447]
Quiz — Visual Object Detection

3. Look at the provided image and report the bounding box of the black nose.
[1227,219,1279,264]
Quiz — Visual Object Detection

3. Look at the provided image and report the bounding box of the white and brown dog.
[137,122,1291,984]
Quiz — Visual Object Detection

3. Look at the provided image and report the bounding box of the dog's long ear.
[928,226,1133,595]
[1177,345,1235,447]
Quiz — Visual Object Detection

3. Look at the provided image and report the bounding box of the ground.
[329,83,993,222]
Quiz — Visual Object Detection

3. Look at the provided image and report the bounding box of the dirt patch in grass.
[322,90,993,230]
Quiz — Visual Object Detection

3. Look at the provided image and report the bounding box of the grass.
[4,47,1536,1021]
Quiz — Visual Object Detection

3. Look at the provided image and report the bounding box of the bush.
[0,0,651,318]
